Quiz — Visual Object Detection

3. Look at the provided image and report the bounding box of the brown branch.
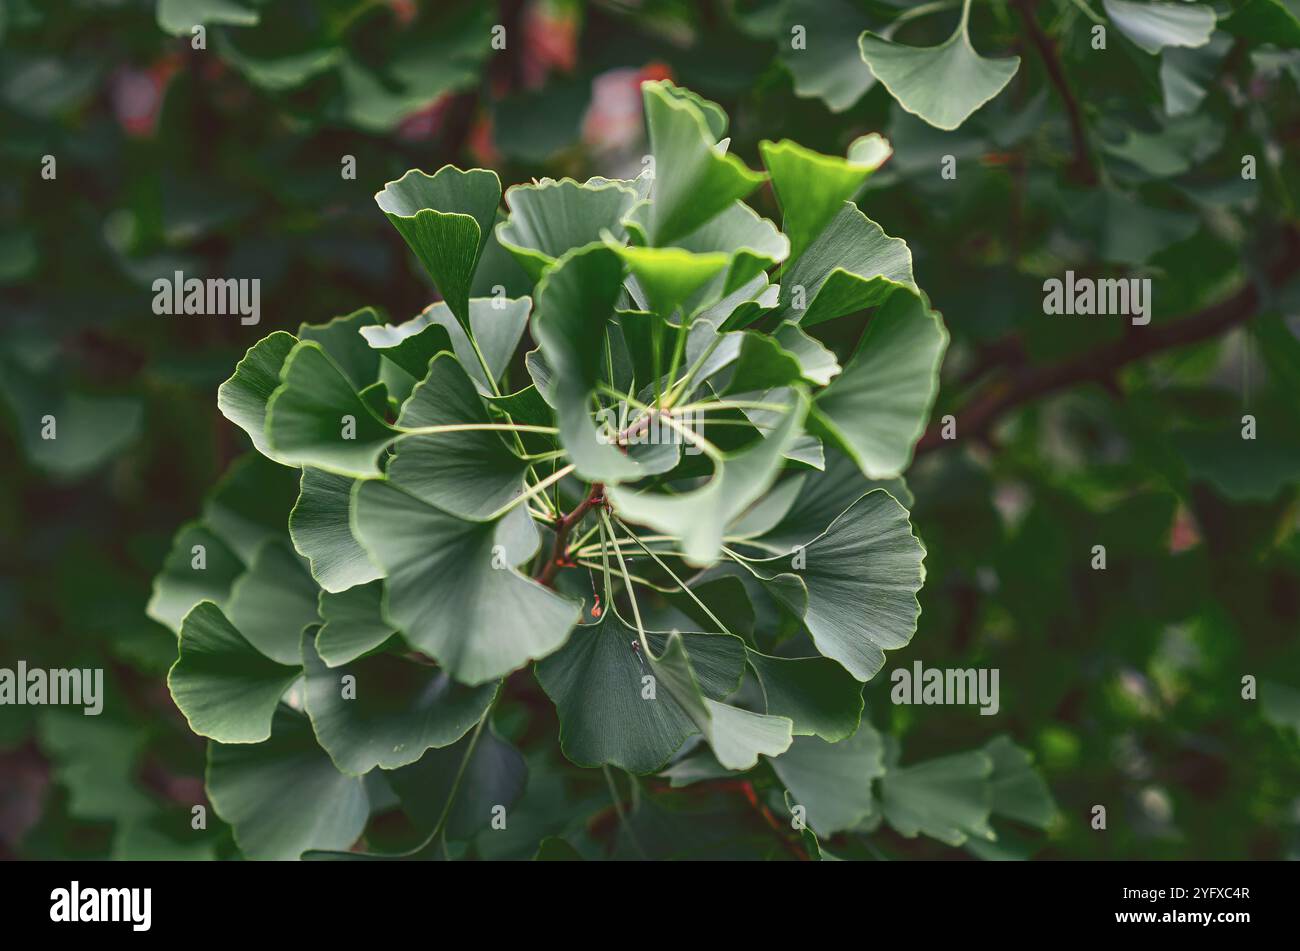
[1013,0,1097,186]
[536,482,605,588]
[917,227,1300,455]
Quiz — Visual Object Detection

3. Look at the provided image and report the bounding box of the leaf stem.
[427,706,491,858]
[486,464,576,520]
[615,517,736,636]
[601,508,650,652]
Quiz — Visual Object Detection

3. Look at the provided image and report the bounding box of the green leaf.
[734,490,925,682]
[353,480,581,685]
[289,468,383,594]
[668,200,790,312]
[722,332,805,396]
[387,353,530,519]
[747,649,864,741]
[738,448,911,553]
[530,243,646,483]
[772,203,916,327]
[157,0,258,36]
[38,713,152,821]
[607,388,810,566]
[374,167,502,331]
[534,837,583,860]
[647,633,793,770]
[984,735,1057,828]
[217,331,297,462]
[773,322,842,386]
[265,340,398,477]
[761,135,891,264]
[1222,0,1300,49]
[147,521,244,634]
[361,297,529,395]
[297,307,383,390]
[316,581,396,668]
[202,453,301,566]
[388,723,527,840]
[1103,0,1216,55]
[225,539,320,666]
[769,721,884,835]
[858,7,1020,131]
[535,609,747,773]
[811,288,947,478]
[611,243,731,320]
[207,706,369,860]
[302,629,497,774]
[641,80,766,245]
[357,312,455,381]
[496,177,640,281]
[168,602,299,744]
[777,0,878,112]
[880,744,995,846]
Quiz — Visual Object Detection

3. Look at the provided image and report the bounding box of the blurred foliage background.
[1,0,1298,860]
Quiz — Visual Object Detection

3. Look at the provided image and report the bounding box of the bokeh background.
[1,0,1298,859]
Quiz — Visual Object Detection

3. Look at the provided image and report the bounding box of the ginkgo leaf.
[761,136,891,265]
[769,721,884,836]
[387,723,527,841]
[157,0,258,36]
[386,353,530,519]
[1103,0,1216,55]
[668,201,790,313]
[984,735,1058,828]
[811,288,947,479]
[168,602,299,744]
[496,177,639,280]
[879,744,996,846]
[374,166,502,331]
[316,581,395,668]
[721,332,805,396]
[301,628,497,774]
[297,307,383,390]
[352,480,581,685]
[217,331,297,461]
[641,80,766,245]
[609,242,730,321]
[225,538,320,666]
[858,5,1020,132]
[265,340,398,477]
[773,323,841,386]
[747,649,864,741]
[530,243,646,483]
[202,453,300,566]
[772,202,916,327]
[288,467,383,593]
[1221,0,1300,49]
[361,297,529,396]
[147,521,244,634]
[207,705,369,860]
[777,0,878,112]
[646,633,793,770]
[733,490,925,682]
[535,609,746,774]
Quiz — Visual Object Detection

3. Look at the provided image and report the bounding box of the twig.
[1013,0,1097,186]
[536,482,605,587]
[916,227,1300,455]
